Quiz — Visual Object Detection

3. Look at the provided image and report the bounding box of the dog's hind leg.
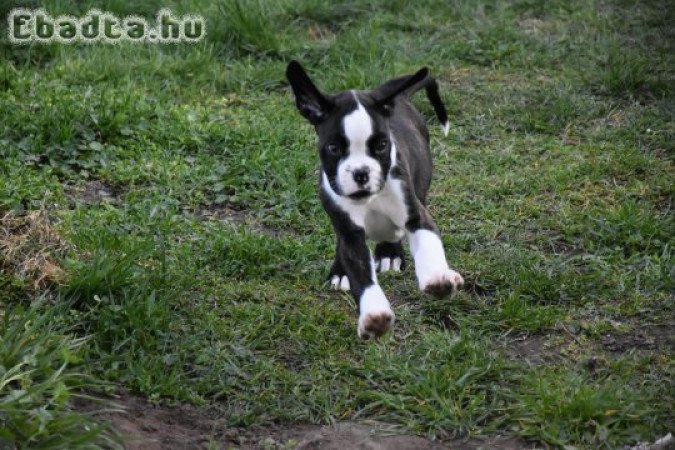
[374,240,405,273]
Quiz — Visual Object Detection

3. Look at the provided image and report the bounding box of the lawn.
[0,0,673,448]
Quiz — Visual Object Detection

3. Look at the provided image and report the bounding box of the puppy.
[286,61,464,339]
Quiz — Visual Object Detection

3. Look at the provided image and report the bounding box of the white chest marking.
[322,168,408,242]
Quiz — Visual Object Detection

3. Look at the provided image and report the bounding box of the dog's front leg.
[337,231,395,339]
[406,206,464,298]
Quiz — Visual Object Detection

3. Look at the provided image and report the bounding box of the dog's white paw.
[441,121,450,137]
[419,269,464,298]
[376,257,402,273]
[330,275,350,291]
[358,285,395,339]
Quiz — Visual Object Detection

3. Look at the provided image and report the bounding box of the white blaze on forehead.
[390,139,397,167]
[337,92,383,196]
[342,92,373,152]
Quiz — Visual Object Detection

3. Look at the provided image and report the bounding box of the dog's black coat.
[286,61,462,338]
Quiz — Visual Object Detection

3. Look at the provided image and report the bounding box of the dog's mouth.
[347,190,372,200]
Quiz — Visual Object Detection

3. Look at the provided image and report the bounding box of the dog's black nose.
[353,168,370,186]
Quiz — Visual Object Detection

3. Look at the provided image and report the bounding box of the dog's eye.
[325,143,342,156]
[375,138,389,153]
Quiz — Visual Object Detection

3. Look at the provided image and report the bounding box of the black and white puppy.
[286,61,464,339]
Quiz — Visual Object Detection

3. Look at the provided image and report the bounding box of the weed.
[0,301,121,449]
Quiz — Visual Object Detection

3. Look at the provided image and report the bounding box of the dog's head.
[286,61,428,200]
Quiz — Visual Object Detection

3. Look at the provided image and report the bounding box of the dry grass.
[1,205,68,291]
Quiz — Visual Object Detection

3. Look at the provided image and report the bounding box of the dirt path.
[75,392,538,449]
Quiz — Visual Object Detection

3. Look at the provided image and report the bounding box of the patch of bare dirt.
[307,24,335,43]
[195,206,253,227]
[195,206,295,238]
[600,322,675,354]
[500,333,564,366]
[75,392,539,450]
[516,217,586,257]
[64,179,124,204]
[295,423,537,450]
[461,270,498,297]
[501,318,675,371]
[75,393,228,450]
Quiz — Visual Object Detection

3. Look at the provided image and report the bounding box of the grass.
[0,300,121,449]
[1,0,673,448]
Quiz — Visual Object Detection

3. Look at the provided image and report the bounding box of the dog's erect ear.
[373,67,429,114]
[286,60,333,125]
